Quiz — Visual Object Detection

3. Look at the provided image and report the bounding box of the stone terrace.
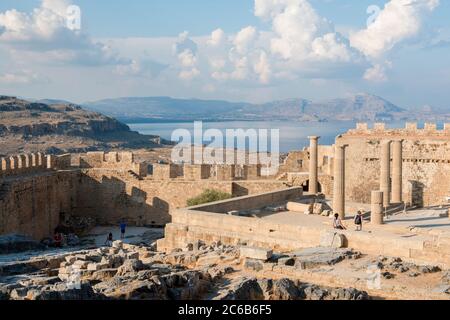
[159,189,450,268]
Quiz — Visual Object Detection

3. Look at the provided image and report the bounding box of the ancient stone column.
[392,140,403,204]
[308,136,320,194]
[371,191,384,225]
[380,140,391,208]
[333,144,347,219]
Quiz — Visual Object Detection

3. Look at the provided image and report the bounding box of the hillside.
[83,93,437,122]
[0,96,165,156]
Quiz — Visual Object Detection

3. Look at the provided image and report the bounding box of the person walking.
[354,211,363,231]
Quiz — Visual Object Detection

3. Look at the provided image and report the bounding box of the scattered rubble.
[371,256,442,279]
[213,277,369,301]
[0,241,373,301]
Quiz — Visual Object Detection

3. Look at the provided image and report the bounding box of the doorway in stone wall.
[301,180,322,193]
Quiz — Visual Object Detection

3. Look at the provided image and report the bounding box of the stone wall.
[0,171,78,240]
[71,168,290,227]
[78,151,147,178]
[159,193,450,268]
[0,153,70,177]
[189,187,302,213]
[338,123,450,206]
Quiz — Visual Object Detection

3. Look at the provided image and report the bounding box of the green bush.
[187,189,232,207]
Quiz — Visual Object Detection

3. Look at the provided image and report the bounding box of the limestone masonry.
[1,122,450,268]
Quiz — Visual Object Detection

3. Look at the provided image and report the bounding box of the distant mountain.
[83,93,448,122]
[84,97,252,121]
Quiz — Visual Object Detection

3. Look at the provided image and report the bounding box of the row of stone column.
[370,140,404,225]
[308,137,404,222]
[308,136,347,219]
[379,140,403,207]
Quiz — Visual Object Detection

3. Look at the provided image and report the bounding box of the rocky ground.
[2,236,449,300]
[0,240,373,301]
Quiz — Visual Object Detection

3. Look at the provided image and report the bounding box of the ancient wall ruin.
[0,152,288,240]
[339,122,450,206]
[3,122,449,241]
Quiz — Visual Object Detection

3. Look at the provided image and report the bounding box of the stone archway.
[300,179,322,193]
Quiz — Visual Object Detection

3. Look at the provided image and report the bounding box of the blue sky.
[0,0,449,110]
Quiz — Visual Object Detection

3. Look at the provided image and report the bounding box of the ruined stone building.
[1,122,449,243]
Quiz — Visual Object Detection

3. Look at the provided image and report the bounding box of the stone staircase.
[128,170,143,181]
[276,172,288,181]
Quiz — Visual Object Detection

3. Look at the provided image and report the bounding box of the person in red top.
[54,232,62,248]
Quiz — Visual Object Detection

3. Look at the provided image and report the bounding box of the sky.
[0,0,449,110]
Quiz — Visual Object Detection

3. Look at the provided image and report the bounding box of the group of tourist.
[333,211,364,231]
[104,220,127,247]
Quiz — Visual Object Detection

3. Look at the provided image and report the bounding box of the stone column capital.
[308,136,321,140]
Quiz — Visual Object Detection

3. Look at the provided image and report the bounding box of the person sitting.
[333,214,346,230]
[105,233,113,247]
[53,232,63,248]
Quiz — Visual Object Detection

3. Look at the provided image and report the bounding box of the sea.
[127,120,424,153]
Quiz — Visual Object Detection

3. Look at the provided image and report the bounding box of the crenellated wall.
[0,152,288,239]
[150,163,262,181]
[3,121,448,242]
[0,153,72,178]
[339,122,450,206]
[350,122,450,137]
[78,151,147,177]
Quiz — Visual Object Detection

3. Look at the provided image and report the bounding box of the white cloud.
[363,64,389,82]
[173,32,200,80]
[179,68,200,80]
[0,0,127,66]
[207,28,226,47]
[350,0,440,58]
[311,33,352,62]
[253,51,272,84]
[233,26,257,55]
[254,0,355,63]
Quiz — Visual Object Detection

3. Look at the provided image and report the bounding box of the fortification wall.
[277,146,334,177]
[72,168,289,227]
[0,153,71,178]
[150,163,262,181]
[339,123,450,206]
[0,171,78,239]
[78,151,147,177]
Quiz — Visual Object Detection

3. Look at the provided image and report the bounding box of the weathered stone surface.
[91,268,118,281]
[219,277,265,300]
[240,247,273,261]
[112,241,123,249]
[312,203,324,215]
[286,202,312,214]
[271,278,302,300]
[293,247,354,269]
[116,259,144,276]
[244,259,265,272]
[320,232,346,248]
[278,257,296,266]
